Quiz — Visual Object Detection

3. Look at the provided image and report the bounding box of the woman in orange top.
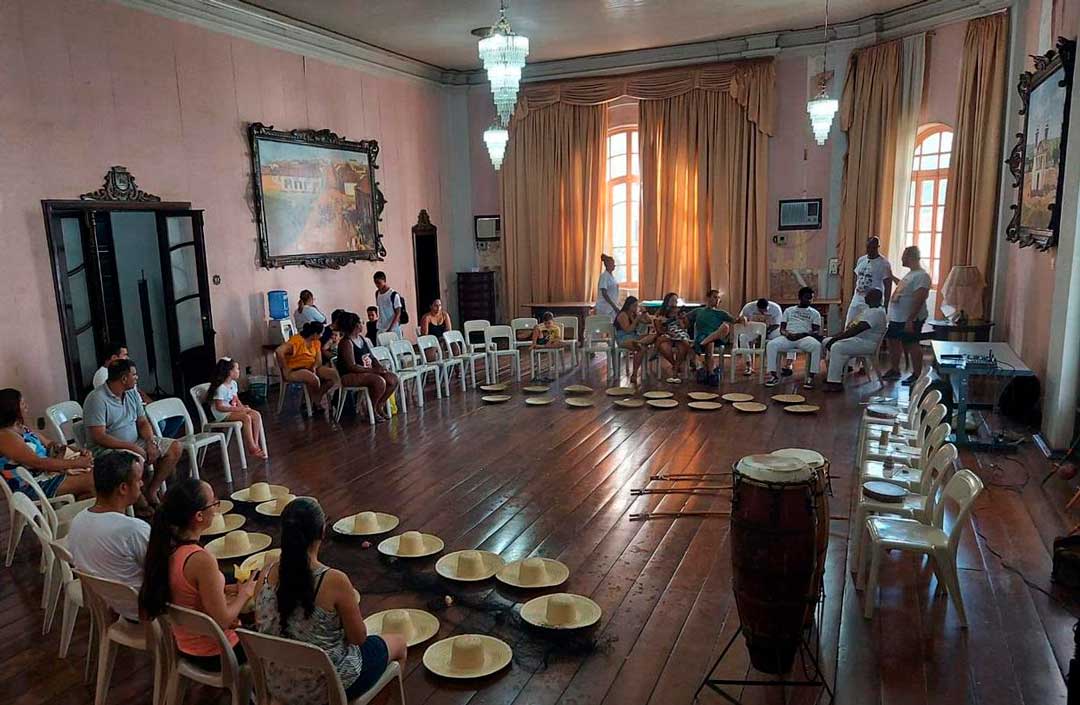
[139,478,258,670]
[275,321,337,413]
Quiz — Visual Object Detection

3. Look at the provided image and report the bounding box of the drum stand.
[694,599,835,705]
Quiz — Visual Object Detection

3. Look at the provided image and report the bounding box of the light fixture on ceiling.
[806,0,839,145]
[478,0,530,124]
[484,122,509,170]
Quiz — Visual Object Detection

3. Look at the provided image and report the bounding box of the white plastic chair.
[861,403,947,469]
[334,385,378,424]
[14,466,93,540]
[372,345,419,414]
[77,571,163,705]
[859,468,984,626]
[376,331,401,347]
[856,385,940,462]
[390,339,441,405]
[581,315,616,375]
[47,539,92,670]
[2,471,79,567]
[418,335,465,396]
[510,317,538,356]
[160,604,252,705]
[553,316,580,366]
[11,493,56,609]
[45,401,84,446]
[531,344,563,380]
[190,383,268,469]
[275,359,314,417]
[145,398,232,483]
[861,422,951,494]
[462,319,491,355]
[443,330,485,389]
[237,628,405,705]
[483,325,521,383]
[853,442,957,573]
[728,322,767,383]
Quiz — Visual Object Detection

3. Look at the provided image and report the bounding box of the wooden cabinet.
[457,271,498,325]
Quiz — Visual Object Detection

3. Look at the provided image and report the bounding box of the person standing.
[595,254,620,321]
[373,272,404,335]
[822,289,887,392]
[847,236,895,326]
[883,246,932,385]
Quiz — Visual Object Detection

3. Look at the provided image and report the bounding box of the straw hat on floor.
[435,550,505,582]
[230,482,289,503]
[200,512,245,537]
[496,557,569,589]
[520,593,601,630]
[332,511,400,536]
[377,531,444,558]
[423,635,512,679]
[364,608,440,647]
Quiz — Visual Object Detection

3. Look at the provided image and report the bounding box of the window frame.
[605,127,640,291]
[903,124,953,286]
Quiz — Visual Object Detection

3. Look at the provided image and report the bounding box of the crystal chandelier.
[478,0,529,124]
[806,0,838,145]
[483,122,509,170]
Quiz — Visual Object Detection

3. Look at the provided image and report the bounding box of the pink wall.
[468,87,501,216]
[0,0,449,413]
[923,21,966,127]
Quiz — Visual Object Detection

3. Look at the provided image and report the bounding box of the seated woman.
[139,478,257,671]
[335,313,399,422]
[255,498,406,703]
[419,299,459,359]
[614,297,657,386]
[0,388,95,499]
[653,292,692,378]
[294,289,327,328]
[275,322,337,413]
[206,358,267,459]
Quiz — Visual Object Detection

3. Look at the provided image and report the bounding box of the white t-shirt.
[375,289,403,333]
[92,366,109,389]
[853,255,894,297]
[67,509,150,619]
[211,380,239,422]
[595,271,619,319]
[294,305,326,329]
[739,301,783,327]
[852,306,888,344]
[888,269,933,323]
[781,305,822,335]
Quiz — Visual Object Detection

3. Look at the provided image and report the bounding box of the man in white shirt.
[846,236,895,326]
[373,271,403,335]
[595,254,620,320]
[822,288,887,391]
[765,287,823,388]
[66,452,150,620]
[737,298,786,376]
[884,245,933,385]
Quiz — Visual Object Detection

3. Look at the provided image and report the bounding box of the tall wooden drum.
[771,448,831,610]
[731,454,819,674]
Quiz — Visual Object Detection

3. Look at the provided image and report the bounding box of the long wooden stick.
[631,487,730,495]
[629,510,731,521]
[650,472,733,481]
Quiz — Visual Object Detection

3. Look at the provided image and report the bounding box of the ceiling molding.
[112,0,1010,87]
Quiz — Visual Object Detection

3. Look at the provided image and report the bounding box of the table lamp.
[940,265,985,323]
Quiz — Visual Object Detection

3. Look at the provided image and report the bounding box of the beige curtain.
[639,89,769,302]
[939,13,1008,306]
[500,103,608,317]
[838,40,903,303]
[886,33,927,267]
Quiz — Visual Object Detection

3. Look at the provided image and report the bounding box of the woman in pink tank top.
[139,478,259,670]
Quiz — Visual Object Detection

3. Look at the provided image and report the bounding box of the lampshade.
[940,265,985,321]
[483,124,509,170]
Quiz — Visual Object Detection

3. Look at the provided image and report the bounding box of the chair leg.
[396,383,408,414]
[185,445,200,481]
[94,637,118,705]
[59,592,78,657]
[863,545,883,619]
[851,505,868,577]
[44,566,62,634]
[334,389,347,422]
[164,668,187,705]
[363,390,375,425]
[219,441,232,484]
[937,549,968,627]
[83,616,96,682]
[258,423,269,460]
[233,429,247,470]
[303,388,313,417]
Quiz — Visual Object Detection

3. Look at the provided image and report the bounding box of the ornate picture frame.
[249,123,387,268]
[1006,38,1075,251]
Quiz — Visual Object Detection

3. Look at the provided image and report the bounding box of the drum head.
[770,448,825,469]
[735,454,811,483]
[862,481,907,503]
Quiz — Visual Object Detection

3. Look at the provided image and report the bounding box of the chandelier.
[483,122,509,170]
[478,0,529,124]
[806,0,838,145]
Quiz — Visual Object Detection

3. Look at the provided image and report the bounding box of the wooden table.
[931,341,1034,449]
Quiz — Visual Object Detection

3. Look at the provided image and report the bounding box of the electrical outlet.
[771,234,788,246]
[828,258,840,275]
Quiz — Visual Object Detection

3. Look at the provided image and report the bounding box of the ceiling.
[241,0,927,71]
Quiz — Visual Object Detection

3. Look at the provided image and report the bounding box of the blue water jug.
[267,290,289,320]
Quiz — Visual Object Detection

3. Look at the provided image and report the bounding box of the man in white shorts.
[84,359,179,504]
[765,287,823,389]
[823,288,887,391]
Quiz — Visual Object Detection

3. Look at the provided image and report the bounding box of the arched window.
[903,125,953,284]
[606,128,640,293]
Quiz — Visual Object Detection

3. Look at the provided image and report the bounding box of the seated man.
[765,287,823,389]
[92,342,185,438]
[822,289,886,392]
[66,452,149,620]
[84,359,180,505]
[737,297,788,376]
[691,289,734,385]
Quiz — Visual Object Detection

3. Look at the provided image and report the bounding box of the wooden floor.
[2,358,1077,705]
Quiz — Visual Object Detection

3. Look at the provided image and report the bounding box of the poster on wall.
[1007,38,1075,251]
[249,123,386,268]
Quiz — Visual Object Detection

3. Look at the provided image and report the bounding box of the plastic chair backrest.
[918,422,951,467]
[933,469,983,554]
[163,604,240,684]
[389,339,418,369]
[46,401,84,446]
[50,538,76,587]
[416,335,444,362]
[189,383,213,428]
[583,315,613,339]
[376,331,400,347]
[485,325,513,347]
[443,330,468,353]
[918,442,958,509]
[511,317,538,332]
[14,467,62,535]
[13,492,52,550]
[237,628,349,705]
[910,388,942,425]
[733,322,766,348]
[553,316,579,341]
[145,398,195,437]
[75,569,141,624]
[371,346,396,371]
[916,404,948,446]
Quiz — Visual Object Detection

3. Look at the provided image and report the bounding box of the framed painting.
[1006,38,1075,251]
[249,123,387,268]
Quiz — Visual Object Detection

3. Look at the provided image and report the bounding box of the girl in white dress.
[207,358,267,459]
